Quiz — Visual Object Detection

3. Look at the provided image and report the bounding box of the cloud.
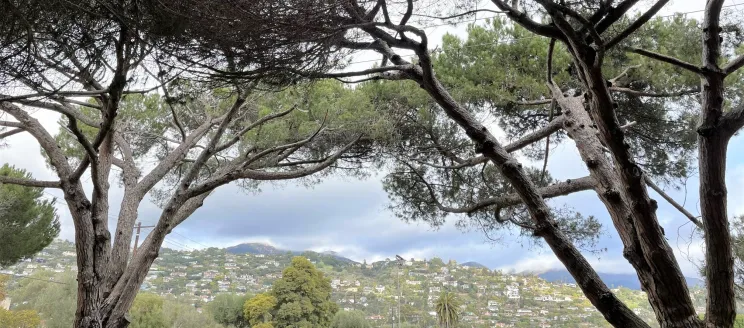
[498,254,563,274]
[673,238,705,278]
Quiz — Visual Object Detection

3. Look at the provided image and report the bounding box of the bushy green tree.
[10,271,76,328]
[330,310,371,328]
[0,275,40,328]
[208,293,251,327]
[0,164,60,267]
[129,293,167,328]
[244,293,277,326]
[0,308,41,328]
[163,299,223,328]
[246,256,338,328]
[253,323,274,328]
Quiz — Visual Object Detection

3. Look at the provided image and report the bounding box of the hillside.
[225,243,286,255]
[4,240,709,327]
[226,242,357,264]
[461,262,488,269]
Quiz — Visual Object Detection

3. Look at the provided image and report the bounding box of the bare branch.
[644,177,702,229]
[437,115,567,169]
[0,127,25,139]
[0,175,61,188]
[593,0,641,35]
[0,103,73,177]
[609,86,700,98]
[0,89,109,102]
[541,100,556,183]
[134,117,215,196]
[6,97,101,127]
[605,0,670,50]
[65,113,98,168]
[411,9,505,20]
[459,177,596,214]
[723,54,744,76]
[722,103,744,137]
[513,98,552,106]
[214,106,296,153]
[187,135,361,197]
[305,65,412,79]
[180,94,247,187]
[610,65,641,83]
[490,0,564,40]
[626,47,702,75]
[400,0,413,26]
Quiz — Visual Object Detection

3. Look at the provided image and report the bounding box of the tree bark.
[700,2,735,326]
[403,55,649,327]
[549,87,700,327]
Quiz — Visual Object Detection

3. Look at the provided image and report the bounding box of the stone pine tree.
[0,1,385,326]
[0,164,60,267]
[283,1,742,327]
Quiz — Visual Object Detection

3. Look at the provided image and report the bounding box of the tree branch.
[451,177,596,214]
[0,128,25,139]
[214,105,296,153]
[721,104,744,137]
[0,89,109,102]
[434,115,567,170]
[490,0,564,40]
[411,9,505,20]
[605,0,670,49]
[593,0,641,35]
[0,175,61,188]
[626,47,702,75]
[723,54,744,76]
[609,86,700,98]
[644,177,702,229]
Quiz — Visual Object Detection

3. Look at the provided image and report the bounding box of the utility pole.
[395,255,404,328]
[132,222,156,258]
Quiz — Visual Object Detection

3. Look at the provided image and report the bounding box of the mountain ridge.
[224,242,702,291]
[225,242,357,264]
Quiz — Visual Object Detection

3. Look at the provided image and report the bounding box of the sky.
[2,0,743,278]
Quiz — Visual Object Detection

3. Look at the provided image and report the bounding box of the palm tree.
[435,291,460,328]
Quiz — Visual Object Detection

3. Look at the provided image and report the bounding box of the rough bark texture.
[408,54,648,327]
[2,80,359,328]
[336,0,744,326]
[550,87,699,327]
[700,1,736,326]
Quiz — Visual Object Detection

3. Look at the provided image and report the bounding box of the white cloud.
[497,254,563,274]
[728,163,744,216]
[673,238,705,278]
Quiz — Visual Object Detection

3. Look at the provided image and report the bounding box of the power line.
[170,230,211,249]
[1,272,69,285]
[163,237,194,252]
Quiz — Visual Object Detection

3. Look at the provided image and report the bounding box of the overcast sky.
[2,0,743,278]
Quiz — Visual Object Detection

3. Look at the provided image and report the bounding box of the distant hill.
[537,269,703,290]
[225,243,357,264]
[460,261,488,269]
[225,243,286,255]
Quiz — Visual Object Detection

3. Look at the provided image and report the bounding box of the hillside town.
[3,240,709,327]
